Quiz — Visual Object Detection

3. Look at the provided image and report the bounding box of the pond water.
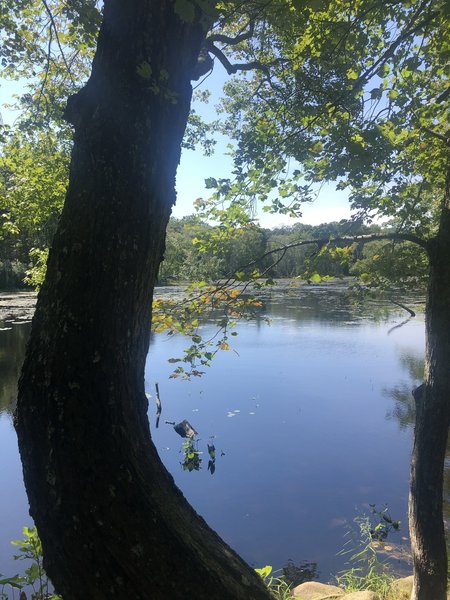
[0,283,430,583]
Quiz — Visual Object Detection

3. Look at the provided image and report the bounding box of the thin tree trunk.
[410,202,450,599]
[14,2,272,599]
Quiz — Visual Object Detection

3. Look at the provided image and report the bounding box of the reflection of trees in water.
[384,350,449,540]
[282,559,319,587]
[386,385,416,432]
[0,323,30,414]
[180,438,202,472]
[262,284,424,326]
[176,431,219,475]
[385,352,423,431]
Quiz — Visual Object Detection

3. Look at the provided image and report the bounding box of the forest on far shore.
[159,215,428,287]
[0,213,428,291]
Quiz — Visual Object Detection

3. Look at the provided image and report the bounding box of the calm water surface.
[0,284,429,581]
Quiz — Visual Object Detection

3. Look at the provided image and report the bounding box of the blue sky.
[175,64,352,227]
[0,65,352,228]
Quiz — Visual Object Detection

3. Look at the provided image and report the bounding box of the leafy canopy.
[206,0,449,238]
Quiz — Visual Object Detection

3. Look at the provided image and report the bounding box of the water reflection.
[258,283,424,326]
[0,284,431,577]
[384,351,449,537]
[0,322,30,415]
[207,442,216,474]
[180,438,202,472]
[179,436,220,475]
[146,287,426,575]
[384,352,424,431]
[282,559,319,587]
[167,418,221,474]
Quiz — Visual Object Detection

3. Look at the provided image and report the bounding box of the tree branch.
[246,231,430,270]
[207,21,254,46]
[422,126,450,146]
[41,0,75,84]
[388,298,416,317]
[436,87,450,103]
[36,25,53,115]
[353,1,438,92]
[205,40,271,75]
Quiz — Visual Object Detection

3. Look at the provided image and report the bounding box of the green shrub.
[0,527,61,600]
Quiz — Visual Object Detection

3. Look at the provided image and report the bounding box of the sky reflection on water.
[146,286,426,578]
[0,285,430,580]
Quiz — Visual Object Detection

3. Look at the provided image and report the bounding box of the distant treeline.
[158,215,427,285]
[0,213,427,290]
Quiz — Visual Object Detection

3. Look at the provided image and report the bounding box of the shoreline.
[0,291,37,324]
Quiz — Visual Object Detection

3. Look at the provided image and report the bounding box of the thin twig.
[36,25,53,115]
[41,0,75,84]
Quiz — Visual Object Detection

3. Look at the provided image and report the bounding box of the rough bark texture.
[409,203,450,599]
[14,2,272,599]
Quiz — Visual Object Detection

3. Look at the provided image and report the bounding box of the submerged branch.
[155,382,162,429]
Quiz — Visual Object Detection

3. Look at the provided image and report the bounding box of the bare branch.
[205,41,270,76]
[36,25,53,115]
[41,0,75,84]
[207,21,255,46]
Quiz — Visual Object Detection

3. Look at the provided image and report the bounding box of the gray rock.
[292,581,345,599]
[388,576,413,599]
[343,592,380,600]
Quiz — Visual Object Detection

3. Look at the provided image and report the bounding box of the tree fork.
[14,2,271,599]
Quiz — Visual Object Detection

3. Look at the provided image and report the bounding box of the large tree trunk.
[14,2,271,599]
[410,202,450,599]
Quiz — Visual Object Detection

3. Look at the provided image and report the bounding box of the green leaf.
[136,61,152,79]
[204,177,218,189]
[0,574,24,588]
[387,89,399,100]
[25,562,40,581]
[255,565,273,580]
